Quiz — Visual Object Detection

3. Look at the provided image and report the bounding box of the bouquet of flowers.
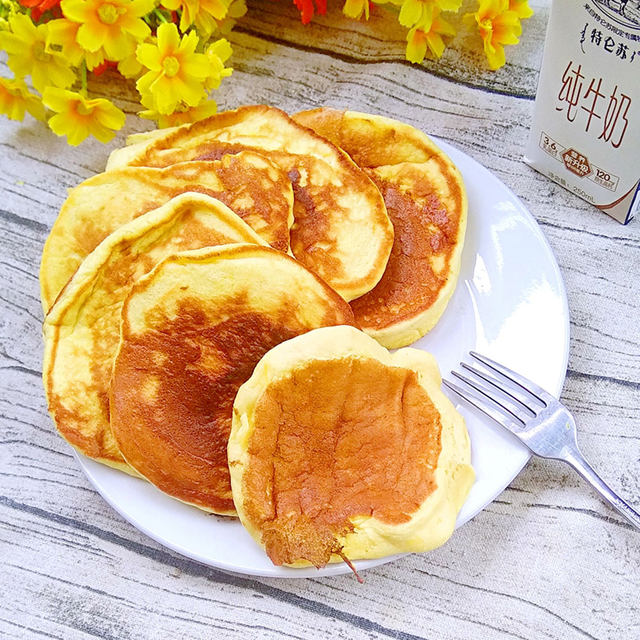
[0,0,237,143]
[0,0,532,145]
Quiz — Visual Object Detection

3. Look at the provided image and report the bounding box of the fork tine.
[443,379,525,433]
[451,371,532,425]
[470,352,554,406]
[460,362,540,415]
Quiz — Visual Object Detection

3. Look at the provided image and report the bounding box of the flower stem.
[154,8,169,23]
[80,60,87,96]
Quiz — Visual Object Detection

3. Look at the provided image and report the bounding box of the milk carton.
[525,1,640,224]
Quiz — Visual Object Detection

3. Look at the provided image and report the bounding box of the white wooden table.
[1,2,639,638]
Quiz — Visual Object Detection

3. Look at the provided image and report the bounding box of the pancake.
[43,193,266,474]
[293,108,467,348]
[110,245,356,514]
[106,105,394,302]
[229,325,474,568]
[40,151,293,311]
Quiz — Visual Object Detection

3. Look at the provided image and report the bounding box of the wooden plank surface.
[1,1,639,638]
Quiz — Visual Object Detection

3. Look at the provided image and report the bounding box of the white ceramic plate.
[76,140,570,578]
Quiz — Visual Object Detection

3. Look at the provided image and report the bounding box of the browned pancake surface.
[43,194,265,472]
[352,163,462,329]
[242,355,442,567]
[40,152,292,311]
[110,245,355,514]
[294,108,466,346]
[114,105,393,302]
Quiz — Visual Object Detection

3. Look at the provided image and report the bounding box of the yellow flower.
[0,14,75,93]
[399,0,461,28]
[46,18,105,70]
[213,0,247,35]
[117,51,143,78]
[406,7,455,63]
[136,23,210,115]
[162,0,231,37]
[469,0,521,70]
[140,99,218,127]
[509,0,532,19]
[0,77,46,121]
[60,0,153,61]
[203,38,232,91]
[0,0,18,32]
[42,87,126,145]
[343,0,369,20]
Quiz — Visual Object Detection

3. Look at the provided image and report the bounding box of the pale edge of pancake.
[343,110,444,161]
[43,193,266,482]
[228,325,475,567]
[294,108,444,165]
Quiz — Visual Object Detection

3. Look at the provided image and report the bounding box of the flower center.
[76,102,94,117]
[33,41,50,63]
[479,17,493,32]
[162,56,180,78]
[98,3,121,24]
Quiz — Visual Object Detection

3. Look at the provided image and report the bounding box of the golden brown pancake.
[110,245,356,514]
[43,194,266,473]
[106,105,394,302]
[293,108,467,348]
[40,151,293,311]
[229,325,474,567]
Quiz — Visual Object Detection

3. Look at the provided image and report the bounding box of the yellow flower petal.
[137,42,162,70]
[426,31,445,57]
[157,22,180,56]
[118,53,143,78]
[76,20,108,52]
[207,39,233,64]
[399,0,424,28]
[406,27,427,64]
[485,42,505,69]
[343,0,369,20]
[509,0,532,19]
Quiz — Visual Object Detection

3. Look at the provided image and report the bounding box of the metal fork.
[444,352,640,531]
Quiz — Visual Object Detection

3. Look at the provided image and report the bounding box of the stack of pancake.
[41,105,474,572]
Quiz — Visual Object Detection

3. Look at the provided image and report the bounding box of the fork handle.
[563,450,640,531]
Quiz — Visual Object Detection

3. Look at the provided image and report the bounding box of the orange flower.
[60,0,153,61]
[469,0,521,70]
[294,0,326,24]
[0,77,46,121]
[42,87,126,144]
[406,7,455,63]
[19,0,61,22]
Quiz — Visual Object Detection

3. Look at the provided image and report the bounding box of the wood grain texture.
[1,1,639,638]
